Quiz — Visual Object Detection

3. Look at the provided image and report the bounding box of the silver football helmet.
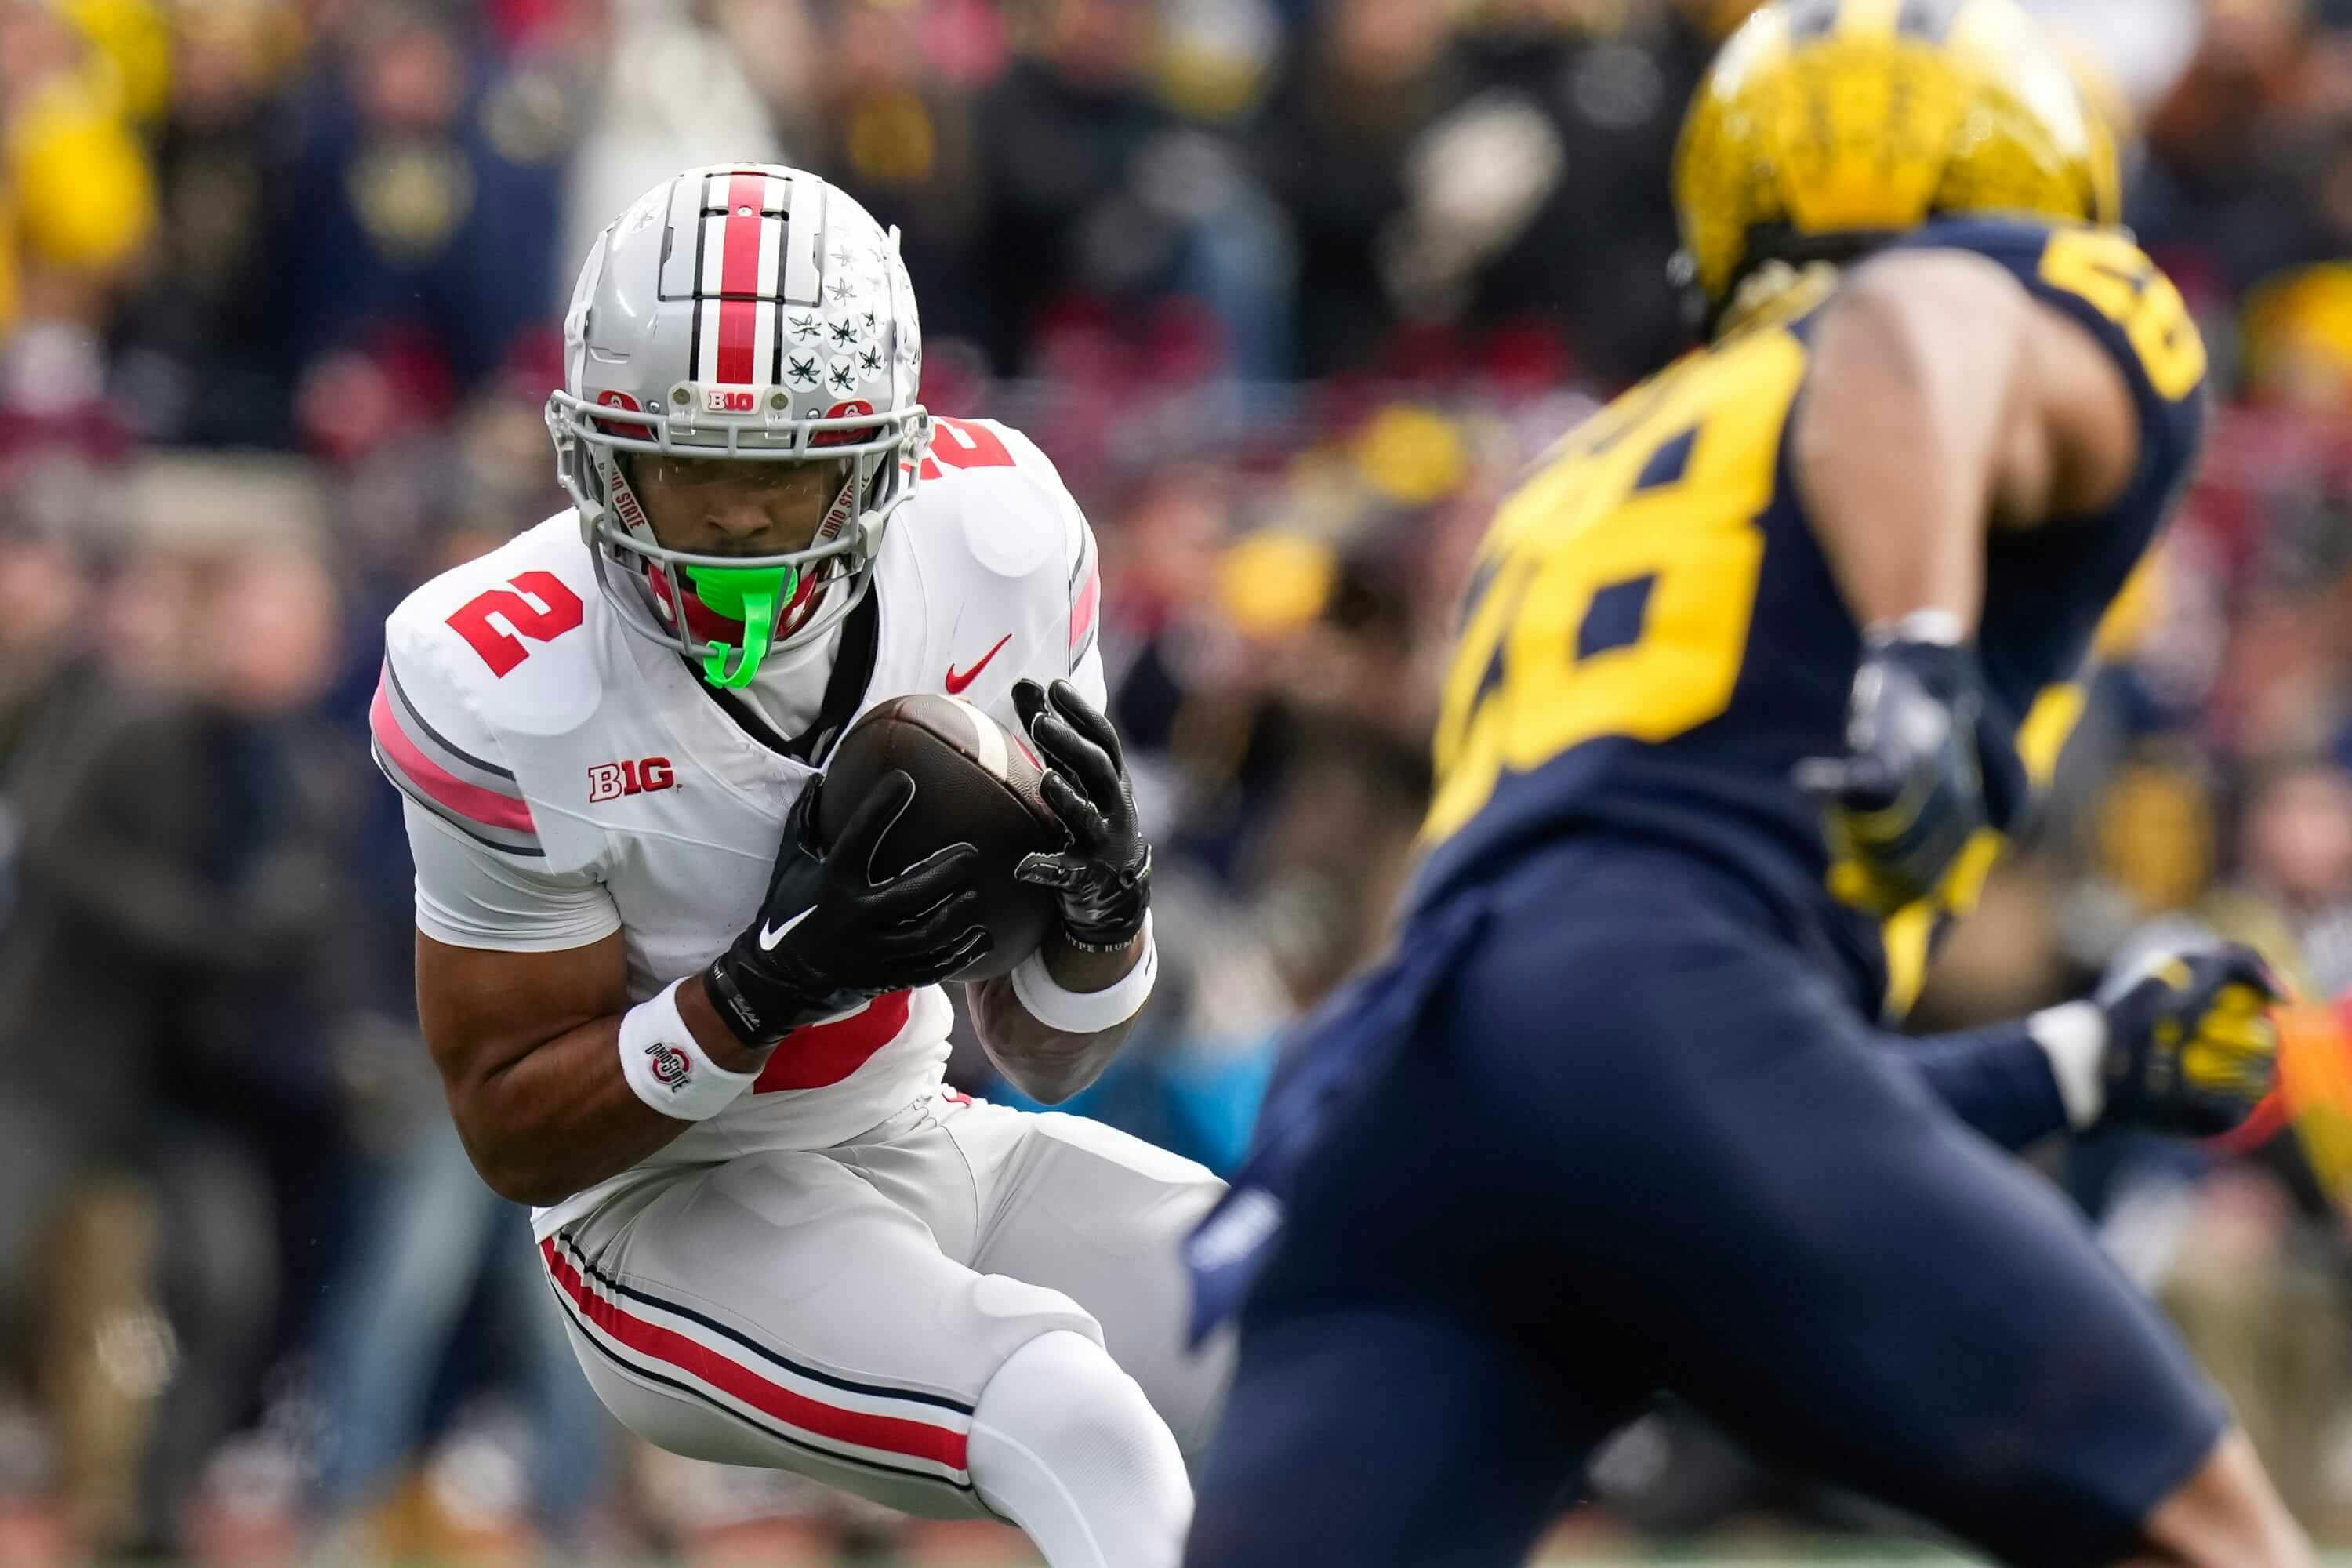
[546,164,930,688]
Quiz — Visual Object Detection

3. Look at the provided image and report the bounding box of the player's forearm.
[967,936,1145,1104]
[1889,1011,2092,1152]
[1795,256,2034,635]
[442,976,766,1207]
[445,1013,693,1204]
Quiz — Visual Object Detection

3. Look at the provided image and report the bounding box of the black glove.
[1011,678,1151,952]
[2096,943,2281,1138]
[1795,630,2031,916]
[703,771,990,1047]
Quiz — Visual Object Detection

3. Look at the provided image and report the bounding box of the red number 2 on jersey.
[447,572,586,677]
[919,416,1016,481]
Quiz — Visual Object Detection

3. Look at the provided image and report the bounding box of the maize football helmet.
[1671,0,2122,335]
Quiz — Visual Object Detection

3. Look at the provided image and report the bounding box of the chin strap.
[684,563,794,689]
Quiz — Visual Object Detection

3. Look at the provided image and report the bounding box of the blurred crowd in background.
[9,0,2352,1562]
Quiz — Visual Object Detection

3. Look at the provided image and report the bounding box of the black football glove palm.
[1796,630,2031,917]
[2097,944,2281,1138]
[704,771,990,1047]
[1011,678,1151,952]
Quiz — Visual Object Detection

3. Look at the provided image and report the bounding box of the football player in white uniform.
[368,165,1225,1568]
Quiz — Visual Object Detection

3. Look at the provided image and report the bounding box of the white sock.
[967,1329,1192,1568]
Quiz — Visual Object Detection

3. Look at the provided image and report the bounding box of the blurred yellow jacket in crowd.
[58,0,172,124]
[0,2,158,339]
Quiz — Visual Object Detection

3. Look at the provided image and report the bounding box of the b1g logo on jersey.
[590,757,678,803]
[643,1040,691,1088]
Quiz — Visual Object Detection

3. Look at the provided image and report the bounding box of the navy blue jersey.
[1410,218,2208,1017]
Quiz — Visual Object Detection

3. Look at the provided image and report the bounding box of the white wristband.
[2027,1000,2109,1130]
[1867,610,1966,648]
[619,979,762,1121]
[1009,913,1158,1035]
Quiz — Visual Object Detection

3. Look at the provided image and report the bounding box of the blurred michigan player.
[1185,4,2307,1566]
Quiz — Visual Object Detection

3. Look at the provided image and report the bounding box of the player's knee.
[2136,1428,2312,1568]
[972,1327,1178,1472]
[969,1329,1191,1568]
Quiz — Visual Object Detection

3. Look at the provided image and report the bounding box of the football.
[815,694,1062,982]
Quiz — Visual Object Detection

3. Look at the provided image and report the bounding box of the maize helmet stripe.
[1835,0,1902,38]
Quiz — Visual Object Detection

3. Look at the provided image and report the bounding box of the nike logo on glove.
[758,906,816,952]
[945,633,1012,695]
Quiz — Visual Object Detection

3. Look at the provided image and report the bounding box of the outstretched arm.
[1887,1017,2085,1152]
[1885,944,2280,1152]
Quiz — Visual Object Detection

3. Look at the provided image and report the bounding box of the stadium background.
[5,0,2352,1562]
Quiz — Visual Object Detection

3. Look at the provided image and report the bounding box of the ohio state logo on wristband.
[644,1040,692,1087]
[619,981,760,1121]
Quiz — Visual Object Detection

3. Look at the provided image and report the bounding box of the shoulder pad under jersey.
[372,515,605,858]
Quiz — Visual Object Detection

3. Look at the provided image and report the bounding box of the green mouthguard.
[683,562,797,688]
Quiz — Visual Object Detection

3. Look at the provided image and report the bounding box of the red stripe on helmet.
[716,172,766,383]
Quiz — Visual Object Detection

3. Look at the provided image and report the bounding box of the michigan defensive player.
[1184,5,2306,1565]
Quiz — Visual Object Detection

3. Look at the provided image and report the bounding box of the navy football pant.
[1184,844,2227,1568]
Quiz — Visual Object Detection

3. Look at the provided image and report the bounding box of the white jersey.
[370,418,1107,1235]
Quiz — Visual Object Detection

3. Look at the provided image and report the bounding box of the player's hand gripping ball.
[1797,631,2031,916]
[2096,944,2282,1138]
[703,773,993,1047]
[1010,678,1152,953]
[814,695,1065,982]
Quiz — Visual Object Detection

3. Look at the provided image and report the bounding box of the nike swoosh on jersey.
[945,633,1013,695]
[758,905,816,951]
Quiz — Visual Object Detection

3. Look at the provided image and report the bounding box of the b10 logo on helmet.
[590,757,677,802]
[702,388,758,413]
